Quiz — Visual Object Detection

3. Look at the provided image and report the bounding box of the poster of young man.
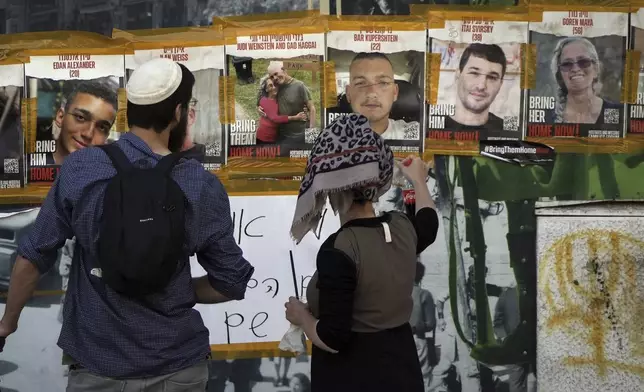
[527,11,627,139]
[225,28,324,161]
[427,14,527,142]
[325,19,425,154]
[24,53,123,183]
[0,62,25,188]
[628,9,644,136]
[119,31,226,171]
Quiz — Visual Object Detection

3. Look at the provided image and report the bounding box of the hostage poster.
[24,53,124,183]
[123,39,226,171]
[325,19,426,155]
[225,29,325,161]
[427,14,527,143]
[527,11,627,139]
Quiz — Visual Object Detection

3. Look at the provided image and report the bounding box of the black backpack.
[96,143,187,297]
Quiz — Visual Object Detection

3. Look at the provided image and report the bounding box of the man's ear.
[345,85,352,104]
[188,107,196,127]
[174,104,182,123]
[393,83,399,103]
[54,107,64,128]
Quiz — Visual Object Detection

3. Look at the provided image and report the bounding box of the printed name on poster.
[159,47,190,62]
[236,34,318,52]
[460,18,495,42]
[53,55,96,79]
[562,12,594,36]
[352,26,399,51]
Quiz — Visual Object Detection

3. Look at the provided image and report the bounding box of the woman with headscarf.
[284,114,439,392]
[550,36,621,124]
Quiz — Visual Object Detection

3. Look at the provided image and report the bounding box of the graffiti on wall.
[538,228,644,390]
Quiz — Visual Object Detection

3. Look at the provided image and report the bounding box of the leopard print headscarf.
[290,113,394,243]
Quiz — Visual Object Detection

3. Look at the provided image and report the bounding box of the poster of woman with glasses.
[426,15,527,143]
[124,45,226,171]
[527,11,627,139]
[325,22,426,153]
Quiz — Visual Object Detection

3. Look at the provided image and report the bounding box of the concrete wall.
[536,201,644,392]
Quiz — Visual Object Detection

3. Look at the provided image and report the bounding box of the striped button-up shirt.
[18,132,254,378]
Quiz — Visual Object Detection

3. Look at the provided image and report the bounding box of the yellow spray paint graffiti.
[538,229,644,379]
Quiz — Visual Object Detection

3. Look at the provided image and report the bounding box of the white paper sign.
[192,195,338,345]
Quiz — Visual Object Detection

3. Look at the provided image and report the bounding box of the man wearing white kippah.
[0,58,254,391]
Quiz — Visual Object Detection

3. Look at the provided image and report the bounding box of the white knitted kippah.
[126,58,182,105]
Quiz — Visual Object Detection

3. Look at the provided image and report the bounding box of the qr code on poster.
[503,116,519,131]
[604,109,620,124]
[3,158,18,174]
[206,142,222,157]
[403,123,420,140]
[305,128,321,144]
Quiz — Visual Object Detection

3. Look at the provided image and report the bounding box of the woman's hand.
[285,297,310,326]
[294,112,307,121]
[398,155,431,185]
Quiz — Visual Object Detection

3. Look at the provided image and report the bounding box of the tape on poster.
[621,50,640,105]
[325,15,427,32]
[113,27,230,50]
[209,341,313,360]
[425,53,441,105]
[212,10,320,27]
[322,61,338,109]
[523,137,644,153]
[117,88,128,132]
[412,5,538,30]
[0,31,131,56]
[218,75,236,125]
[521,43,537,89]
[22,97,37,154]
[424,139,479,156]
[528,0,631,14]
[21,98,35,154]
[0,51,29,66]
[214,13,325,40]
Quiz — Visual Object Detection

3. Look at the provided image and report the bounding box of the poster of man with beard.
[24,52,123,183]
[527,9,627,139]
[116,27,227,171]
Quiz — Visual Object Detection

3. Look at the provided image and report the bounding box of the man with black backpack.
[0,58,255,391]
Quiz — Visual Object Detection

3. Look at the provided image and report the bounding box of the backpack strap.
[155,151,188,176]
[98,144,132,174]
